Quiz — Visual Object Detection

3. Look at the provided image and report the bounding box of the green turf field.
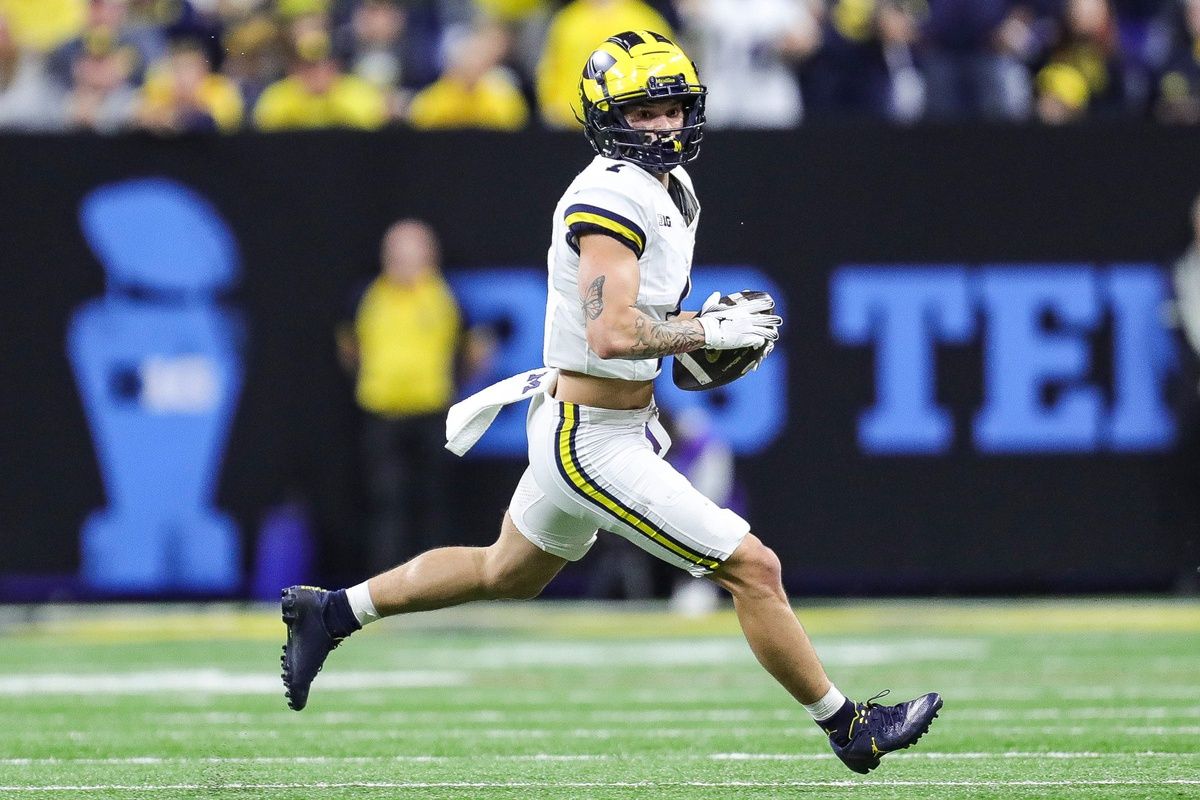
[0,599,1197,799]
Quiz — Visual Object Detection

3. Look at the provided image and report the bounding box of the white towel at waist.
[445,367,558,456]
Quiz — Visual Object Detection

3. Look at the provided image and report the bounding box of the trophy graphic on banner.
[67,177,243,593]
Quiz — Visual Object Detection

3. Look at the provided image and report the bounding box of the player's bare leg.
[709,534,831,702]
[367,512,568,613]
[709,533,942,773]
[281,512,566,710]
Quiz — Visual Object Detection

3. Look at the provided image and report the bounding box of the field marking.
[26,724,1200,742]
[953,706,1200,720]
[6,672,1197,703]
[9,599,1198,641]
[0,670,466,696]
[2,779,1199,792]
[2,751,1194,767]
[115,705,1200,727]
[418,639,987,668]
[0,639,987,678]
[914,686,1200,702]
[711,751,1195,761]
[0,754,611,765]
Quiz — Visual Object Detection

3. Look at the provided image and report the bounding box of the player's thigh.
[508,466,601,562]
[597,446,750,578]
[522,396,746,577]
[492,467,595,595]
[483,510,570,598]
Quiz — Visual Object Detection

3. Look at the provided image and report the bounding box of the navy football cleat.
[829,690,943,774]
[280,585,346,711]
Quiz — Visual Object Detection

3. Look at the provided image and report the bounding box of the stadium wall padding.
[2,125,1198,597]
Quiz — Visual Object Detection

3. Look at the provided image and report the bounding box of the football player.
[281,30,941,773]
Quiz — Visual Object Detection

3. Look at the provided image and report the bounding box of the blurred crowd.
[1,0,1199,134]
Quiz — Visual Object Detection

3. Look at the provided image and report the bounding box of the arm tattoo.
[623,314,706,359]
[582,276,605,320]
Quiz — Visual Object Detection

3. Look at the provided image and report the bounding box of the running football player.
[281,30,942,774]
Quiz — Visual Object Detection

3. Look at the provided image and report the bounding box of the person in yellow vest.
[336,219,491,571]
[535,0,672,128]
[253,27,387,131]
[406,21,529,131]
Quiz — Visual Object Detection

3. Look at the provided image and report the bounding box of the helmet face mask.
[579,31,707,174]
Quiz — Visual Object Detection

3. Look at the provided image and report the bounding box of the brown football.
[672,292,772,391]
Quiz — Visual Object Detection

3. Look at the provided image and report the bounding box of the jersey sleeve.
[562,182,651,259]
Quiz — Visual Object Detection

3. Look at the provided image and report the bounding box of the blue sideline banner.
[0,126,1197,596]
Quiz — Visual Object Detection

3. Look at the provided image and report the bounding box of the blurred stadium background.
[2,0,1200,796]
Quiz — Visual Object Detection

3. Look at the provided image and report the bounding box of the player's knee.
[715,534,784,599]
[742,541,784,595]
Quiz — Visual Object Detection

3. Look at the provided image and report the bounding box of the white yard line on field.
[932,686,1200,702]
[26,724,1200,742]
[1,779,1199,792]
[2,751,1193,767]
[126,705,1200,726]
[0,670,467,695]
[0,754,609,765]
[711,751,1194,761]
[8,672,1196,703]
[0,639,988,698]
[411,639,988,668]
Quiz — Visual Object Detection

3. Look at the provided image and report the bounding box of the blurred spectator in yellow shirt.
[0,11,69,131]
[222,12,285,110]
[1041,0,1133,118]
[64,26,138,133]
[337,0,405,91]
[0,0,85,53]
[48,0,166,87]
[138,38,243,133]
[535,0,672,128]
[407,22,528,130]
[1148,0,1200,124]
[1035,61,1090,124]
[277,0,331,20]
[336,219,493,569]
[474,0,552,83]
[476,0,548,20]
[253,27,388,130]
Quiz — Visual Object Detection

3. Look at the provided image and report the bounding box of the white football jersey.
[543,155,700,381]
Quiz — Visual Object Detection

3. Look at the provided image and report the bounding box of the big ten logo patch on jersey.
[67,177,243,593]
[448,266,787,456]
[658,214,672,228]
[830,264,1177,455]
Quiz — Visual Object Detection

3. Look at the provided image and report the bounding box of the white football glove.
[696,291,782,351]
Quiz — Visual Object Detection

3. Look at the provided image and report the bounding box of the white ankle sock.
[802,685,848,722]
[346,581,380,626]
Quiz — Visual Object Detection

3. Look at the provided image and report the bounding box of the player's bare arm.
[577,232,705,359]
